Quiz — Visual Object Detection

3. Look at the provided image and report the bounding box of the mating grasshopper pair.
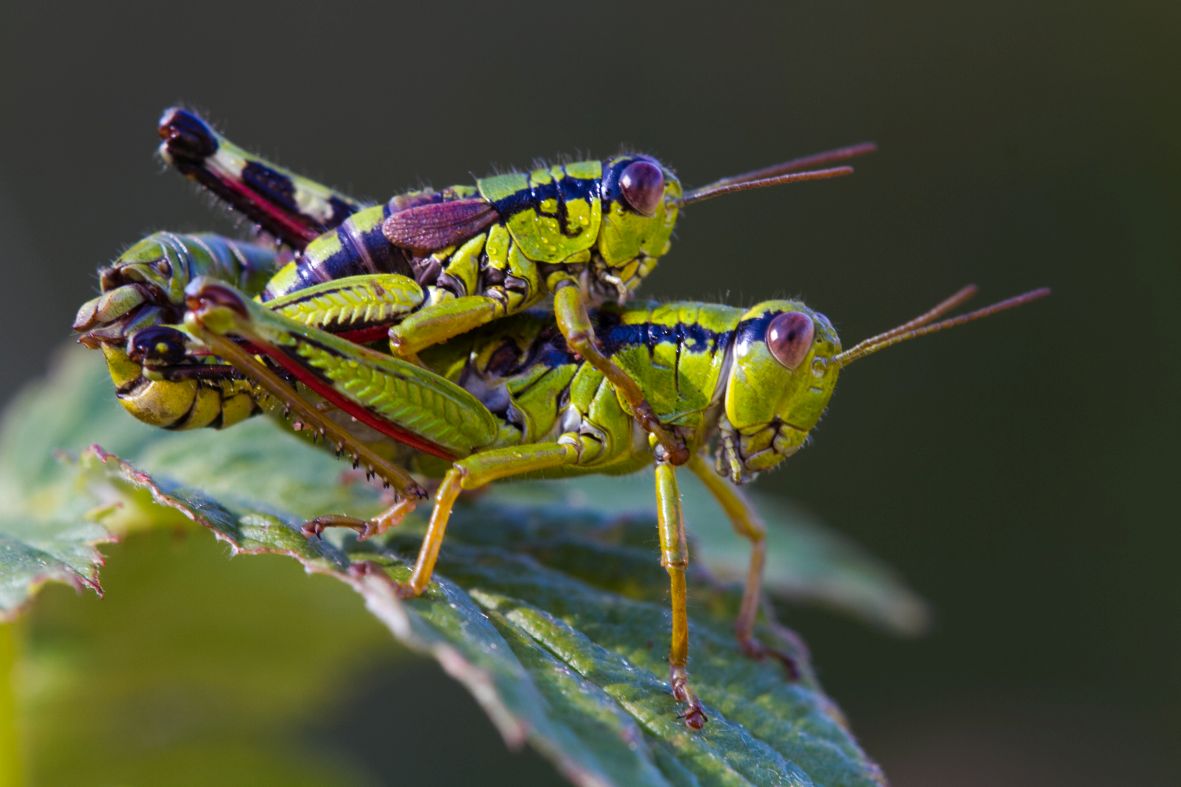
[74,110,1047,727]
[145,109,873,462]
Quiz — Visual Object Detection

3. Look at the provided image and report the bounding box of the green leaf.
[0,347,921,784]
[77,448,887,786]
[0,513,111,619]
[492,477,928,635]
[0,348,165,620]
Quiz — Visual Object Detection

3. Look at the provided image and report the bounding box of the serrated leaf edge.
[81,445,629,787]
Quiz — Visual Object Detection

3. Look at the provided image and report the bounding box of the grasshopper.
[80,108,875,464]
[85,269,1047,727]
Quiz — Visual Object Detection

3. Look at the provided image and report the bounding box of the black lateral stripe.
[491,176,599,218]
[732,311,776,346]
[514,309,770,370]
[116,375,147,397]
[517,322,575,370]
[597,319,738,357]
[239,160,364,230]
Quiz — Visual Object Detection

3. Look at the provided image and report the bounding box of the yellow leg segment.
[687,454,797,675]
[397,442,578,598]
[654,459,707,729]
[387,296,502,357]
[553,284,689,465]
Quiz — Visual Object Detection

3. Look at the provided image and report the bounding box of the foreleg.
[655,458,708,728]
[553,283,688,465]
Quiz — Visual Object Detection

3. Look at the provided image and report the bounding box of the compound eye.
[619,160,665,216]
[766,312,815,369]
[184,279,249,317]
[128,326,189,365]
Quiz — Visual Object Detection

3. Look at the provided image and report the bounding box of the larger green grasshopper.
[88,267,1047,727]
[76,108,873,464]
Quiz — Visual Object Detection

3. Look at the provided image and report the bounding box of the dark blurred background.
[2,2,1177,784]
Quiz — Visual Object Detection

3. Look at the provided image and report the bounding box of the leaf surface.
[1,347,914,785]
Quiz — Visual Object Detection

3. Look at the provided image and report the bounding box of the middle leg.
[687,454,797,676]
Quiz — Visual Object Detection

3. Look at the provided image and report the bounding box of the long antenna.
[679,141,876,206]
[835,287,1051,367]
[704,141,877,189]
[863,285,979,346]
[681,165,855,205]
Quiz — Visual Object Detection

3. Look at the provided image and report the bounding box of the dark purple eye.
[766,312,815,369]
[184,279,249,317]
[128,326,188,365]
[619,160,665,216]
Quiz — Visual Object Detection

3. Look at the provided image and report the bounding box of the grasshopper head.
[75,233,274,347]
[595,145,875,298]
[717,301,841,483]
[715,285,1052,484]
[73,233,196,345]
[597,156,683,273]
[99,233,195,306]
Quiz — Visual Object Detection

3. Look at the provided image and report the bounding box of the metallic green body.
[425,298,839,482]
[477,161,605,263]
[179,282,842,488]
[249,159,683,394]
[79,234,842,490]
[82,153,687,456]
[82,110,869,467]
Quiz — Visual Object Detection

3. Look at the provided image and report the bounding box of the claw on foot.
[393,581,422,600]
[670,666,708,730]
[301,500,415,542]
[680,704,708,730]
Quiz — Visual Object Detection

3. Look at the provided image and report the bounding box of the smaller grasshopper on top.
[148,108,875,464]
